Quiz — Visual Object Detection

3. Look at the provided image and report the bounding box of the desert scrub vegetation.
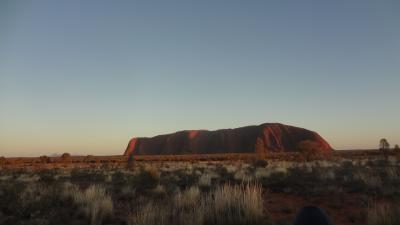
[0,179,113,225]
[334,160,400,196]
[131,184,265,225]
[1,154,400,225]
[0,181,80,225]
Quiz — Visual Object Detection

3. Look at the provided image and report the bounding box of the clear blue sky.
[1,0,399,156]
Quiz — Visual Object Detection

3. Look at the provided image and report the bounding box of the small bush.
[133,166,161,192]
[173,168,199,189]
[151,184,167,198]
[112,170,127,185]
[38,169,57,182]
[215,164,234,182]
[39,155,51,164]
[253,159,268,168]
[198,173,213,189]
[61,153,72,162]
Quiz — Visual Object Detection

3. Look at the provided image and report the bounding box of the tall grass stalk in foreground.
[210,184,264,225]
[367,203,400,225]
[132,183,264,225]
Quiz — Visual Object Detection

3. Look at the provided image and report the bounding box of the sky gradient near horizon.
[1,0,399,157]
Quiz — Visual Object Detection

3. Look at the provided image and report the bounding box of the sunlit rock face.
[124,123,332,156]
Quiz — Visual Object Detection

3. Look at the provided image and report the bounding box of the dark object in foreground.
[293,206,333,225]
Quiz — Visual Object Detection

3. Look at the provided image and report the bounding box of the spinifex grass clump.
[367,203,400,225]
[62,183,114,225]
[131,183,265,225]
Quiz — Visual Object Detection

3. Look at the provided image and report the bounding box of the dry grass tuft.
[367,203,400,225]
[63,183,113,225]
[131,183,264,225]
[210,184,264,225]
